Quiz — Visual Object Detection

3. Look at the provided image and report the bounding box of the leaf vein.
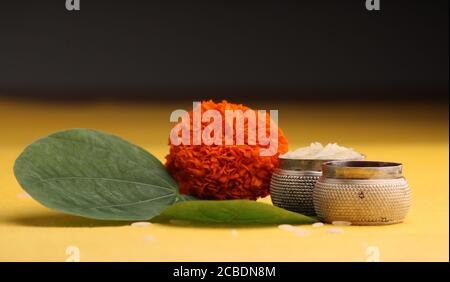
[48,135,176,188]
[87,193,175,210]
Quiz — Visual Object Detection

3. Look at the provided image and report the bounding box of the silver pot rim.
[278,155,365,171]
[322,160,403,179]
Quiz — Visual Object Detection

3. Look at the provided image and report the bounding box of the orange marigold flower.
[165,100,288,200]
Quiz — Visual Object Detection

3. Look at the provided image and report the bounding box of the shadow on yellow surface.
[5,207,302,229]
[5,212,131,228]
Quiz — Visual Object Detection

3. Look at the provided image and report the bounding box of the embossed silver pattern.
[313,161,412,225]
[270,169,321,216]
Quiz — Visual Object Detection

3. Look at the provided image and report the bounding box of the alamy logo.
[169,102,279,156]
[365,0,380,11]
[66,0,80,11]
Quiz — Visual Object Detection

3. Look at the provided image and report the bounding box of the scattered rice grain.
[131,222,152,228]
[279,225,311,236]
[312,222,324,228]
[278,224,295,232]
[332,221,352,226]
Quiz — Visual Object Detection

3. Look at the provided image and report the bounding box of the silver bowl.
[270,156,363,216]
[313,161,412,225]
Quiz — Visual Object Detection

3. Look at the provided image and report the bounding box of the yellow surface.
[0,98,448,262]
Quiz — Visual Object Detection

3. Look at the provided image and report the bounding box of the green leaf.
[155,200,317,225]
[14,128,181,221]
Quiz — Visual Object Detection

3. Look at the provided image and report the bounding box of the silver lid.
[322,161,403,179]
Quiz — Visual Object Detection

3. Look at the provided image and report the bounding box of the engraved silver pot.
[270,158,336,216]
[313,161,412,225]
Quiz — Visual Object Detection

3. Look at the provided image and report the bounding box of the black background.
[0,0,448,101]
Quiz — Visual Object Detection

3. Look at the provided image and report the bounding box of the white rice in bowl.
[280,142,363,160]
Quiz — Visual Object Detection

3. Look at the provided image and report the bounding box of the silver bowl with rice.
[270,143,364,216]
